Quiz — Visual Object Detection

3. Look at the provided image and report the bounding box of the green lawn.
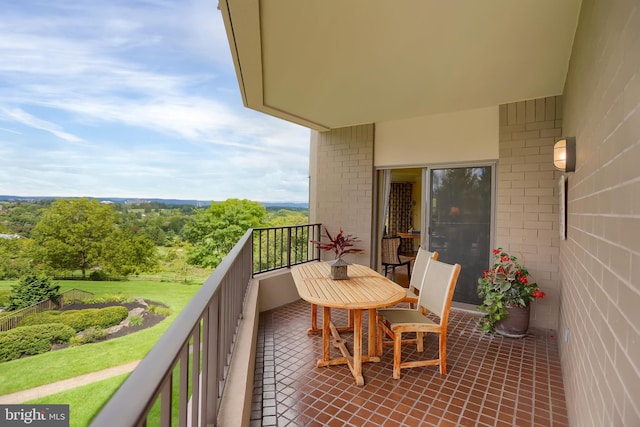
[28,374,129,427]
[0,279,202,395]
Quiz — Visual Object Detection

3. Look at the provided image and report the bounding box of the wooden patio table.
[291,262,406,386]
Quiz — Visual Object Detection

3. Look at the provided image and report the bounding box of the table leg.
[368,308,377,357]
[322,306,331,361]
[308,304,354,335]
[315,307,380,386]
[307,304,321,334]
[352,309,363,385]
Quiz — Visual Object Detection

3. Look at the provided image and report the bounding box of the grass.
[0,279,201,395]
[28,374,129,427]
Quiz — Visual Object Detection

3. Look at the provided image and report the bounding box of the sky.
[0,0,311,203]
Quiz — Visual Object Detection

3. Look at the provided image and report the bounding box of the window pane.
[429,167,492,305]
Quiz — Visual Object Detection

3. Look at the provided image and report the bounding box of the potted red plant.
[311,227,363,279]
[477,248,545,337]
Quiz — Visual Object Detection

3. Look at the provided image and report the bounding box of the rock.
[129,307,146,317]
[134,297,149,308]
[105,324,127,334]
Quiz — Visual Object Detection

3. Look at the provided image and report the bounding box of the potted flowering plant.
[477,248,545,336]
[310,227,363,279]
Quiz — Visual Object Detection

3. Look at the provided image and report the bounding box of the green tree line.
[0,198,308,280]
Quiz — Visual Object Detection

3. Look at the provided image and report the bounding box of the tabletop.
[291,262,406,309]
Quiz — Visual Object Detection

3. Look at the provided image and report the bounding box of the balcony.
[91,225,568,426]
[254,301,568,427]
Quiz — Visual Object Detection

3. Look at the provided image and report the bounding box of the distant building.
[0,233,22,239]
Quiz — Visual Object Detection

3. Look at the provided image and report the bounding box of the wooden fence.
[0,288,94,332]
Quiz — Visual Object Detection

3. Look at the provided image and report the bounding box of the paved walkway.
[0,360,140,404]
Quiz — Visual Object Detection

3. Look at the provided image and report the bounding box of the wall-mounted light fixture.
[554,137,576,172]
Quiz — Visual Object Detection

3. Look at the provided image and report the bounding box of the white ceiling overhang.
[220,0,582,131]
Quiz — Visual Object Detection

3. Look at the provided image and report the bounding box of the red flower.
[519,276,528,284]
[493,249,501,254]
[501,256,510,262]
[532,290,546,298]
[483,269,489,278]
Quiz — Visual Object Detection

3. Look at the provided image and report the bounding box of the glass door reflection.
[428,167,493,305]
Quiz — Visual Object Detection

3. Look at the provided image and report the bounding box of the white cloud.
[0,0,311,202]
[0,108,83,143]
[0,127,21,135]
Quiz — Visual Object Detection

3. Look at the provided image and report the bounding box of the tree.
[9,272,60,310]
[101,229,159,277]
[264,208,308,226]
[185,199,267,268]
[0,237,33,279]
[0,201,50,238]
[161,241,194,282]
[31,198,117,278]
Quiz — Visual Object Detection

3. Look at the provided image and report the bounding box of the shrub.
[0,290,11,308]
[16,311,62,327]
[88,270,109,281]
[69,327,107,346]
[89,306,130,329]
[129,315,143,326]
[8,273,60,310]
[80,294,132,304]
[0,323,75,362]
[148,304,171,317]
[19,306,129,332]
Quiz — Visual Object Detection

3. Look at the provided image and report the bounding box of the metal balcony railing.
[252,223,322,274]
[91,230,253,427]
[90,224,319,426]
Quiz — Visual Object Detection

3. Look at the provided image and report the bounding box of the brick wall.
[309,124,374,266]
[560,0,640,425]
[498,96,563,331]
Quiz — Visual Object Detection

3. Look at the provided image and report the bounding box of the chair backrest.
[408,248,439,291]
[381,236,401,264]
[417,260,461,320]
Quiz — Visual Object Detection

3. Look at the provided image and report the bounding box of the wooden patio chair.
[377,259,461,378]
[403,248,439,308]
[381,236,413,282]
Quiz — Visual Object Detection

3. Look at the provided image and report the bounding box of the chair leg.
[416,332,424,352]
[393,331,402,379]
[439,331,447,375]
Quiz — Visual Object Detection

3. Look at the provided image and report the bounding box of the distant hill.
[0,195,308,209]
[261,202,308,209]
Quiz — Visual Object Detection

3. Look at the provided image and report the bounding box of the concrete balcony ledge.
[218,269,298,427]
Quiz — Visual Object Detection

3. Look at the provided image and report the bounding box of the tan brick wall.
[309,124,374,266]
[559,0,640,426]
[498,96,563,332]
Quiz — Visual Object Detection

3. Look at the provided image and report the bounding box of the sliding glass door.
[426,166,493,305]
[376,165,493,305]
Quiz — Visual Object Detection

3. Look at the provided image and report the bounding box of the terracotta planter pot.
[495,304,530,338]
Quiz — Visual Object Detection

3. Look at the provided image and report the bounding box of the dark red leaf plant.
[311,227,364,259]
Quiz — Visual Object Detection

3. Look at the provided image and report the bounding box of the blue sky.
[0,0,310,202]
